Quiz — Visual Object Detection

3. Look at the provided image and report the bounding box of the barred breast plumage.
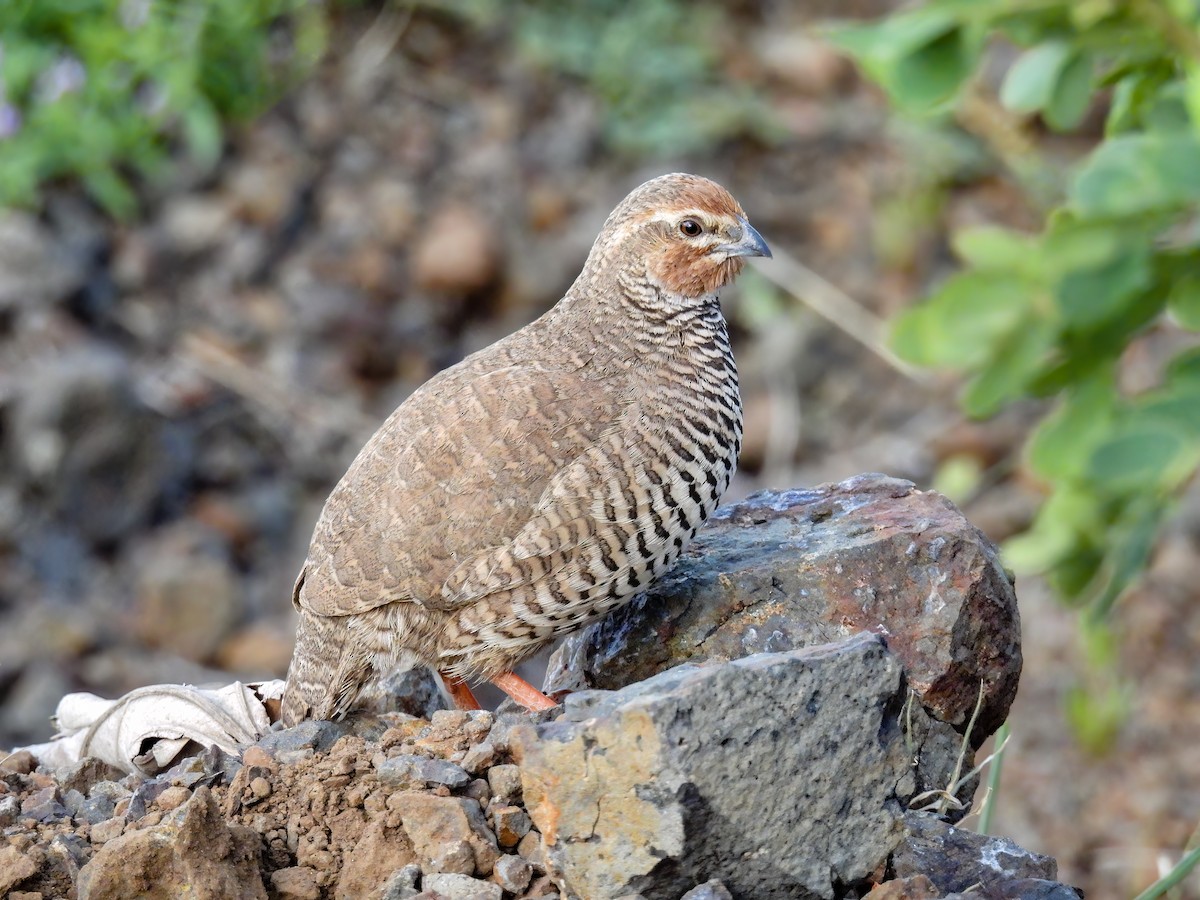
[281,173,770,724]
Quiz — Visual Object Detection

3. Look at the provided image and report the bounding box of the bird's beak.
[715,218,772,259]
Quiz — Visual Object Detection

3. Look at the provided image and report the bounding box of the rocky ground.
[1,3,1198,898]
[0,482,1083,899]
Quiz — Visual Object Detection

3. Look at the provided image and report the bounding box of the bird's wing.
[294,356,636,617]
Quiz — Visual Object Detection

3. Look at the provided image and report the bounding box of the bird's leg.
[491,672,559,712]
[440,672,482,710]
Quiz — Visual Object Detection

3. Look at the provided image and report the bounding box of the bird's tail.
[280,610,372,726]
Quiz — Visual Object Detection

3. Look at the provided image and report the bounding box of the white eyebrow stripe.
[644,209,735,226]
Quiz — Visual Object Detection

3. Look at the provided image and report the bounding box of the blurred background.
[1,2,1198,897]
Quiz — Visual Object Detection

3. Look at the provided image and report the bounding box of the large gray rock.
[513,633,969,900]
[546,475,1021,744]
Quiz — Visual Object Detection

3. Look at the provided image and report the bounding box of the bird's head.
[590,173,771,302]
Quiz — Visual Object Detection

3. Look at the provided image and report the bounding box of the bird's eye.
[679,219,703,237]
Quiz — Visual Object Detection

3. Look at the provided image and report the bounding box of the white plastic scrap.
[16,680,286,775]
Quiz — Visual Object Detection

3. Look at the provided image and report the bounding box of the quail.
[281,173,770,724]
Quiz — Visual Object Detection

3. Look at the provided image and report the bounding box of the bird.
[280,173,770,725]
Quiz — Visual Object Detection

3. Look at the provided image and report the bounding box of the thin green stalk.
[1132,843,1200,900]
[977,720,1009,835]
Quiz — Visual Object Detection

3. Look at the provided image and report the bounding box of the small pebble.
[156,786,192,811]
[680,881,734,900]
[0,795,20,827]
[429,838,475,875]
[422,872,503,900]
[21,785,69,823]
[0,750,36,774]
[90,816,126,844]
[517,830,547,873]
[242,746,276,769]
[381,863,422,899]
[90,781,132,802]
[77,795,116,825]
[461,742,495,775]
[430,709,472,731]
[487,764,522,803]
[492,853,532,892]
[378,753,470,789]
[492,805,531,848]
[463,778,491,805]
[270,865,322,900]
[250,777,273,800]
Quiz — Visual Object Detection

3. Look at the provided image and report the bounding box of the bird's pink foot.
[440,672,483,710]
[491,672,558,712]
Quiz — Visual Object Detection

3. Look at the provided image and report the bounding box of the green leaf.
[952,226,1038,273]
[1071,133,1200,217]
[182,101,223,170]
[931,453,984,504]
[1049,545,1105,599]
[1000,41,1071,113]
[1003,484,1102,574]
[1166,346,1200,385]
[1088,497,1165,619]
[1144,81,1193,134]
[1039,220,1122,276]
[1105,66,1174,136]
[1065,680,1128,755]
[81,168,136,220]
[961,316,1056,417]
[893,26,974,112]
[1167,273,1200,329]
[1133,378,1200,440]
[1044,50,1094,131]
[1087,421,1190,492]
[1027,372,1116,480]
[890,272,1031,369]
[1055,246,1151,326]
[826,10,977,113]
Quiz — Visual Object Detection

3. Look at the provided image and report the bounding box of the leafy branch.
[830,0,1200,623]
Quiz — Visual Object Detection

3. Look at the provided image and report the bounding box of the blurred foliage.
[431,0,776,156]
[0,0,326,217]
[832,1,1200,631]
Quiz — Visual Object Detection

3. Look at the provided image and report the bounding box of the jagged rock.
[396,791,501,876]
[377,753,470,789]
[514,633,967,900]
[546,475,1021,744]
[893,814,1070,896]
[334,819,416,899]
[254,719,351,761]
[271,866,322,900]
[76,786,265,899]
[377,666,451,718]
[422,872,504,900]
[944,881,1083,900]
[0,845,38,894]
[493,854,533,892]
[57,757,126,797]
[681,881,734,900]
[864,875,938,899]
[0,795,21,827]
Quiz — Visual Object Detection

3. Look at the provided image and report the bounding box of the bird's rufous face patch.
[603,174,761,299]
